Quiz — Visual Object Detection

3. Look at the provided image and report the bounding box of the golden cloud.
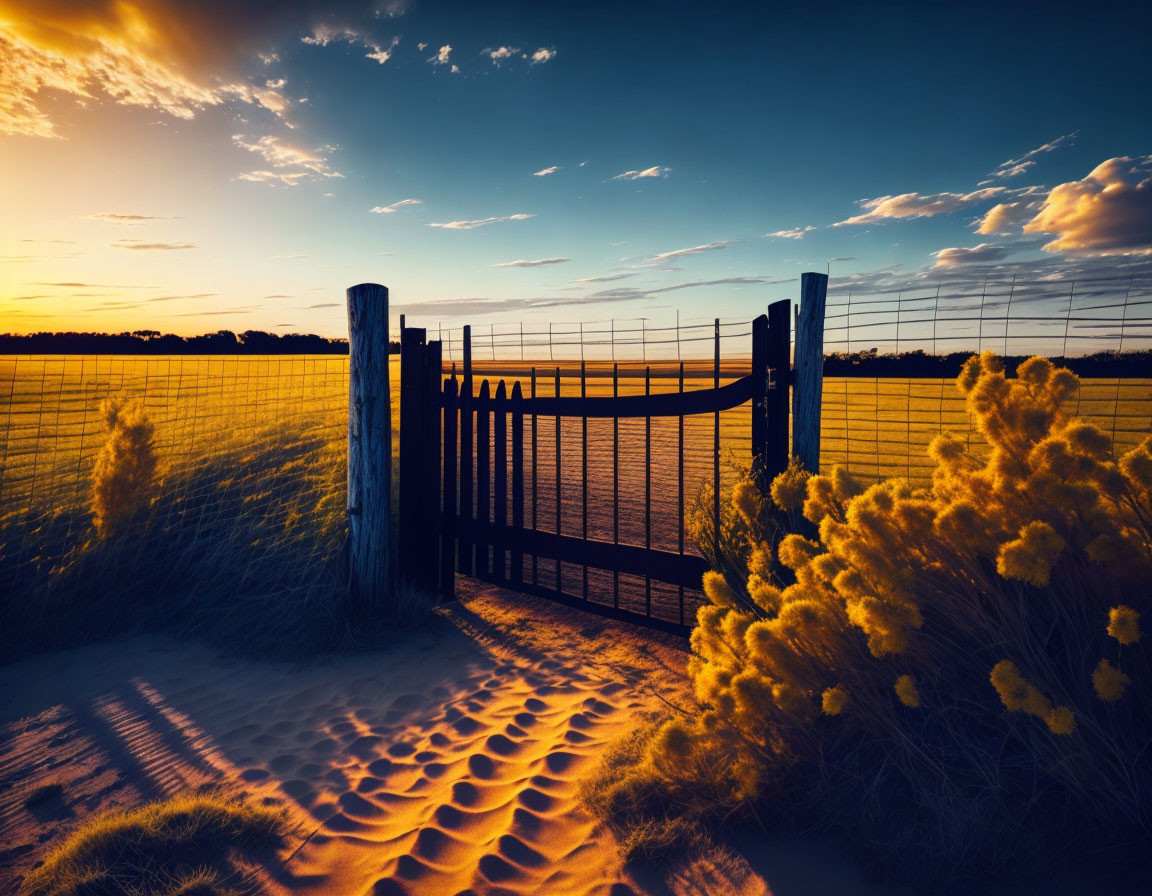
[0,1,388,137]
[1023,156,1152,255]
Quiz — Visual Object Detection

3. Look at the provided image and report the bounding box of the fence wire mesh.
[1,356,362,606]
[820,274,1152,483]
[2,278,1149,612]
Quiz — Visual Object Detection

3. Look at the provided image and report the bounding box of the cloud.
[1023,156,1152,256]
[532,166,560,177]
[613,166,671,180]
[765,226,816,239]
[0,1,400,136]
[492,258,571,268]
[428,214,535,229]
[113,240,196,250]
[430,44,452,65]
[835,187,1008,226]
[932,243,1013,267]
[392,276,790,318]
[87,212,180,224]
[364,37,400,64]
[234,134,342,185]
[272,254,308,259]
[487,46,518,64]
[650,240,741,262]
[529,47,556,64]
[573,273,637,283]
[976,200,1043,234]
[981,132,1077,184]
[370,198,422,213]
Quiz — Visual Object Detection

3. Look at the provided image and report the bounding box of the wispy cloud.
[573,273,637,283]
[492,257,571,268]
[88,213,179,224]
[430,44,452,65]
[650,240,741,262]
[529,47,556,64]
[487,46,519,65]
[835,187,1007,226]
[532,166,561,177]
[981,132,1078,184]
[932,243,1013,267]
[234,134,342,185]
[271,254,308,259]
[370,199,422,213]
[765,226,816,239]
[428,213,535,229]
[613,166,671,181]
[113,240,196,250]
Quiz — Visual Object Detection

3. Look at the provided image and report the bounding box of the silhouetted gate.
[399,300,792,634]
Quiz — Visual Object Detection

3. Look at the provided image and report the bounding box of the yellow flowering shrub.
[632,352,1151,879]
[92,396,157,538]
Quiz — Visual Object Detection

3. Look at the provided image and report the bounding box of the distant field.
[2,355,1149,620]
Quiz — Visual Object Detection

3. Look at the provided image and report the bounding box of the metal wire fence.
[819,274,1152,482]
[2,278,1149,607]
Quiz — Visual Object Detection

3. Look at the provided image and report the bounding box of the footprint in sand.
[498,834,546,867]
[517,787,554,812]
[452,781,480,806]
[485,733,517,756]
[467,753,494,778]
[524,698,547,713]
[545,751,578,774]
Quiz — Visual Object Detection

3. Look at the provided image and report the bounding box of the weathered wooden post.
[793,272,828,473]
[346,283,391,618]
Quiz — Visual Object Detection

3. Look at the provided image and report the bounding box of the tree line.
[0,330,401,355]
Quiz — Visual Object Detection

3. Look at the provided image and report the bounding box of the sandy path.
[0,579,689,896]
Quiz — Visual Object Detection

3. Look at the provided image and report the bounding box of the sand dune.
[0,580,690,896]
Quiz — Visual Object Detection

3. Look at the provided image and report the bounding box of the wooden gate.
[399,300,794,634]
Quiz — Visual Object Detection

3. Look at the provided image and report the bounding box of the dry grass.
[18,792,286,896]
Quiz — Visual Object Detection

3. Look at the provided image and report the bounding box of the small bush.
[591,352,1151,885]
[91,396,157,538]
[19,792,286,896]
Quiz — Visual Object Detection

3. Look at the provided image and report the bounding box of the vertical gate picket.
[581,360,589,602]
[458,326,473,575]
[645,365,652,617]
[476,380,491,577]
[751,314,769,487]
[493,380,508,581]
[678,361,685,625]
[766,300,792,481]
[612,363,619,610]
[530,368,538,586]
[441,375,458,599]
[398,327,426,584]
[421,340,443,592]
[511,381,524,585]
[554,366,562,593]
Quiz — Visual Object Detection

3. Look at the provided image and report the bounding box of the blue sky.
[2,0,1151,340]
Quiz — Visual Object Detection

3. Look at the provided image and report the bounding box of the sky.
[2,0,1151,344]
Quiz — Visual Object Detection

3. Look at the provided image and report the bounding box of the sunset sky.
[2,0,1151,339]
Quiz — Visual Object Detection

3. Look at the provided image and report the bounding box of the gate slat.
[511,381,524,585]
[458,326,473,575]
[493,380,508,582]
[441,375,457,599]
[476,379,491,578]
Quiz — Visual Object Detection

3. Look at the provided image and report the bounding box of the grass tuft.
[19,792,286,896]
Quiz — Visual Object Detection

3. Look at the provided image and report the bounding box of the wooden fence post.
[794,272,828,474]
[765,299,791,481]
[346,283,391,619]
